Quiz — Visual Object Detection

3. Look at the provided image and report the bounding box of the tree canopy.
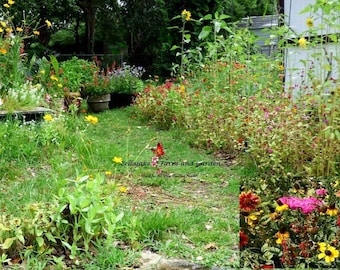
[8,0,278,75]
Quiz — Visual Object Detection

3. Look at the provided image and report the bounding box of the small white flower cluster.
[6,82,45,107]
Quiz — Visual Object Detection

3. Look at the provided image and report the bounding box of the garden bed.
[0,107,54,122]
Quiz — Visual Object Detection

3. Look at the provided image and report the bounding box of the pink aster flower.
[279,196,323,214]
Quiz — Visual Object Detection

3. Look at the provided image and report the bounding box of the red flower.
[239,231,249,248]
[336,215,340,227]
[240,191,260,211]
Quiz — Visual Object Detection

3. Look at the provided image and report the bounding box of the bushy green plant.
[53,174,125,260]
[60,57,98,93]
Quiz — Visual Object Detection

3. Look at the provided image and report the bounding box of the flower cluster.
[0,0,52,110]
[240,178,340,268]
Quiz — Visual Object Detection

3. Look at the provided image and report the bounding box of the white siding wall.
[284,0,340,96]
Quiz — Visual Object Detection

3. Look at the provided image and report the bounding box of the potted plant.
[83,71,112,113]
[108,63,145,108]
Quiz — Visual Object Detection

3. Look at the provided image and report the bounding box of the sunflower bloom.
[318,243,339,263]
[181,9,191,21]
[239,191,261,212]
[298,37,307,48]
[85,115,98,124]
[112,156,123,164]
[306,17,313,28]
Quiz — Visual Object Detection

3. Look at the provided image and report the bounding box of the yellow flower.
[8,0,15,5]
[3,3,10,8]
[16,27,23,32]
[5,27,12,33]
[0,22,6,27]
[43,114,53,121]
[179,84,185,93]
[181,9,191,21]
[318,242,339,263]
[0,48,7,54]
[298,37,307,48]
[33,31,40,35]
[45,20,52,28]
[112,156,123,164]
[276,204,289,212]
[105,171,112,175]
[245,213,259,226]
[119,186,128,193]
[50,75,58,81]
[306,17,313,28]
[326,205,338,216]
[278,65,284,71]
[40,70,45,75]
[57,83,63,88]
[0,28,3,33]
[275,230,290,244]
[85,115,99,124]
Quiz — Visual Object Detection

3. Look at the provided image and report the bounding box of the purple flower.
[278,196,323,214]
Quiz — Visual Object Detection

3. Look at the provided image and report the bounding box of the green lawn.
[0,107,239,269]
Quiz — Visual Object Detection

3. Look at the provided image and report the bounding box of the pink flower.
[278,196,323,214]
[315,189,327,196]
[151,156,159,167]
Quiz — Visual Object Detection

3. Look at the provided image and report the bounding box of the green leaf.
[36,237,44,247]
[201,14,212,20]
[170,45,179,51]
[184,34,191,41]
[198,26,212,40]
[45,232,57,243]
[214,21,222,33]
[2,238,15,249]
[219,14,230,20]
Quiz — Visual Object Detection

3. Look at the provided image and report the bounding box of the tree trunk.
[77,0,99,54]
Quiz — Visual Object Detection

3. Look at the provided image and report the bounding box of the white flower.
[0,98,3,106]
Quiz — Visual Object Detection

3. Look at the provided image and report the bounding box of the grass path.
[1,107,239,269]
